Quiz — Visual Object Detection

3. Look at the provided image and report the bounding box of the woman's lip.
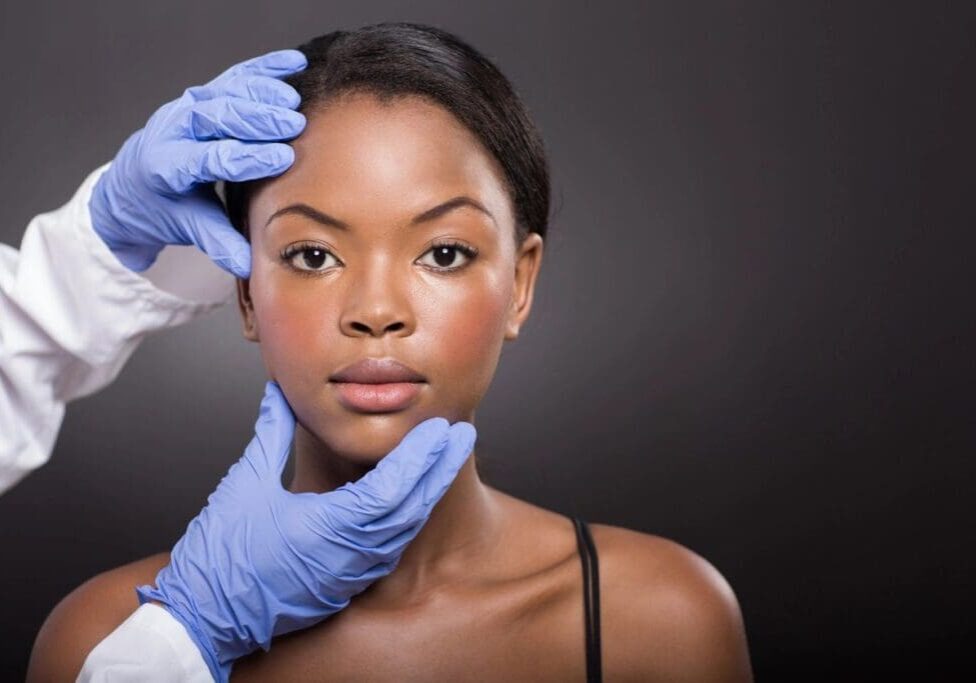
[330,381,425,413]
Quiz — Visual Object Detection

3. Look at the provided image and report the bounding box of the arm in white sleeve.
[77,603,214,682]
[0,162,235,494]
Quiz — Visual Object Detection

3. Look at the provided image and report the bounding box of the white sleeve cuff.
[77,603,214,683]
[0,162,237,493]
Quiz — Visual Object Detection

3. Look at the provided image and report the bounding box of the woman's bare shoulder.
[26,551,170,682]
[588,523,754,682]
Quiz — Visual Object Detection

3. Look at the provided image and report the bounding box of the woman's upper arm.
[27,558,164,683]
[647,545,754,682]
[600,528,754,682]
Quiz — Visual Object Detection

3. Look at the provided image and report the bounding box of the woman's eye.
[280,241,477,275]
[282,245,339,273]
[418,242,478,272]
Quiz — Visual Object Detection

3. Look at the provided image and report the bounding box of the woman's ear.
[505,233,544,341]
[236,277,260,342]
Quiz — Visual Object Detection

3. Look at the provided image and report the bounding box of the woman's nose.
[338,259,415,338]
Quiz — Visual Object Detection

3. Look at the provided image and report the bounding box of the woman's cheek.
[253,283,336,390]
[429,276,510,402]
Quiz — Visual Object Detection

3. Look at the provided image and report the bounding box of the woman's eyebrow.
[264,196,496,231]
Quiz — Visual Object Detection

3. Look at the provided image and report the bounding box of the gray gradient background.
[1,1,973,680]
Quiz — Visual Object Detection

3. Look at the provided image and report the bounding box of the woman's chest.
[232,564,590,682]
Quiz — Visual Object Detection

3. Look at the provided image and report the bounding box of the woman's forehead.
[251,93,514,230]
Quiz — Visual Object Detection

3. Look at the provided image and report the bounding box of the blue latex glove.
[88,49,308,277]
[135,382,476,682]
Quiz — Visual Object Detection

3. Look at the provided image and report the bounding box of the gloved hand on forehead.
[136,382,477,683]
[88,48,308,278]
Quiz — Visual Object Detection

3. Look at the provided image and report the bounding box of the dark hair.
[223,21,551,246]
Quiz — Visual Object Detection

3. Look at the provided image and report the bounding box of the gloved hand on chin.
[136,381,477,682]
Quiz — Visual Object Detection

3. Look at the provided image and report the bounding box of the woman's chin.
[298,410,438,464]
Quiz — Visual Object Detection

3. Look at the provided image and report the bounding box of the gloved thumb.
[183,191,252,278]
[242,381,296,481]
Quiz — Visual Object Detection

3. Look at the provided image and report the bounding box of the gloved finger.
[178,189,252,277]
[201,49,307,91]
[358,422,477,548]
[321,417,451,522]
[241,381,296,480]
[108,241,170,273]
[413,422,477,511]
[175,139,294,190]
[185,74,301,110]
[187,98,306,142]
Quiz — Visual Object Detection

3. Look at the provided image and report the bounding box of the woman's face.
[237,92,544,465]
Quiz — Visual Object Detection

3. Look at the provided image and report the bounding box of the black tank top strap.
[571,516,603,683]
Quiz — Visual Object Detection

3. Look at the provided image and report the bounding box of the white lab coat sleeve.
[77,603,214,682]
[0,161,236,494]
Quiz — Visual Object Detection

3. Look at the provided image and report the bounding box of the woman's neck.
[288,422,503,603]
